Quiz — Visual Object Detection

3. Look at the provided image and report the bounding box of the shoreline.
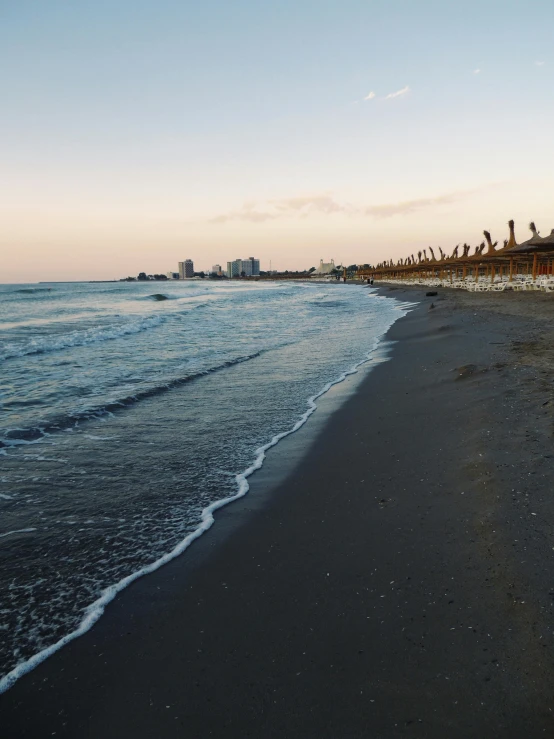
[0,287,412,695]
[3,286,554,736]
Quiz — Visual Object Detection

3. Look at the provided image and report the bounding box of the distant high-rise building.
[212,264,223,275]
[240,259,253,277]
[226,257,260,278]
[226,260,240,278]
[178,259,194,279]
[241,257,260,276]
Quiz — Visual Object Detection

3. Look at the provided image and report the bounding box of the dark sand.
[3,286,554,737]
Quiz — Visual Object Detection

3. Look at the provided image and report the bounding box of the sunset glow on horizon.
[2,0,554,282]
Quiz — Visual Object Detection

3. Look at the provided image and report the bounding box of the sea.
[0,279,411,690]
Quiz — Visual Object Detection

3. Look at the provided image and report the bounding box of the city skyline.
[2,1,554,282]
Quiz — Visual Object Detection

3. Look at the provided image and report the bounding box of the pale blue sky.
[2,0,553,279]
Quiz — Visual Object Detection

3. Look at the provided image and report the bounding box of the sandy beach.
[3,285,554,738]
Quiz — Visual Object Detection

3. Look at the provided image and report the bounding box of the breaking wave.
[0,315,165,361]
[0,351,263,446]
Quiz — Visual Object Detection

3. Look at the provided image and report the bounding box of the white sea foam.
[0,528,37,539]
[82,434,118,441]
[0,437,44,448]
[0,295,414,695]
[0,314,165,361]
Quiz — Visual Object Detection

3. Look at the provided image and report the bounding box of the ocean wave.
[141,295,206,306]
[0,528,37,540]
[0,314,411,696]
[12,288,54,294]
[0,351,263,447]
[0,315,165,361]
[307,300,347,308]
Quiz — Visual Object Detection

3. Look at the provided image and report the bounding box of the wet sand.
[2,286,554,737]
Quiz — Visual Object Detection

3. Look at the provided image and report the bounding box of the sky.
[2,0,554,281]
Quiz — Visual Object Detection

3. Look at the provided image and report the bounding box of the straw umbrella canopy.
[369,219,554,282]
[503,222,554,253]
[499,222,554,280]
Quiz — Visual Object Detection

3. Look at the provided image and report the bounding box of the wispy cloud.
[271,195,346,214]
[354,86,408,103]
[209,195,348,223]
[209,188,481,224]
[209,210,278,224]
[363,190,477,218]
[535,60,545,66]
[385,85,410,99]
[472,68,481,74]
